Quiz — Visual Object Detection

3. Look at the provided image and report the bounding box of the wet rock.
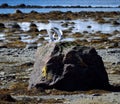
[28,23,39,32]
[62,22,75,27]
[0,70,5,74]
[30,23,37,28]
[0,23,5,28]
[30,10,38,14]
[0,94,16,102]
[108,34,120,41]
[87,37,103,43]
[26,43,37,49]
[92,93,101,96]
[112,21,120,25]
[87,25,92,28]
[29,42,109,91]
[61,22,69,27]
[12,23,21,29]
[109,42,119,48]
[72,32,83,38]
[96,18,106,24]
[116,62,120,65]
[83,31,88,34]
[112,30,120,34]
[6,40,26,48]
[15,9,23,14]
[0,43,7,48]
[0,23,5,32]
[39,29,47,35]
[8,22,21,32]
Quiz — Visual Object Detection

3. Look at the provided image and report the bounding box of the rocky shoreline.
[0,11,120,21]
[0,11,120,103]
[0,4,120,8]
[0,12,120,49]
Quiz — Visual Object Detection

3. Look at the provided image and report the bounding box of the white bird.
[47,27,63,42]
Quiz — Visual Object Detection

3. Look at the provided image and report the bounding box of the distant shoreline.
[0,4,120,9]
[0,11,120,22]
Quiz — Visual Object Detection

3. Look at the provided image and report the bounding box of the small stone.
[92,93,101,96]
[87,25,92,28]
[116,62,120,65]
[109,70,117,74]
[0,72,5,76]
[0,43,7,48]
[26,44,37,49]
[15,9,23,14]
[28,23,39,32]
[112,21,120,25]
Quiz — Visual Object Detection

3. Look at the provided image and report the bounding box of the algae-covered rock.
[29,42,109,91]
[28,23,39,32]
[0,23,5,28]
[15,9,23,14]
[0,94,16,102]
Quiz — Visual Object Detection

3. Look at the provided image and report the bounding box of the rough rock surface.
[28,23,39,32]
[29,42,109,91]
[0,94,16,102]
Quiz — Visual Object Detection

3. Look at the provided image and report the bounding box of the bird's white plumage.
[47,27,63,42]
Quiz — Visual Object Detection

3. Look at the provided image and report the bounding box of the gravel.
[97,48,120,64]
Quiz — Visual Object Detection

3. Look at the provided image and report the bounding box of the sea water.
[0,0,120,7]
[0,7,120,14]
[0,0,120,13]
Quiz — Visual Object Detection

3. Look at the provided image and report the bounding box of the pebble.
[0,72,5,76]
[92,93,101,96]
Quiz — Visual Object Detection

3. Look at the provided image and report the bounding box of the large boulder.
[29,42,109,91]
